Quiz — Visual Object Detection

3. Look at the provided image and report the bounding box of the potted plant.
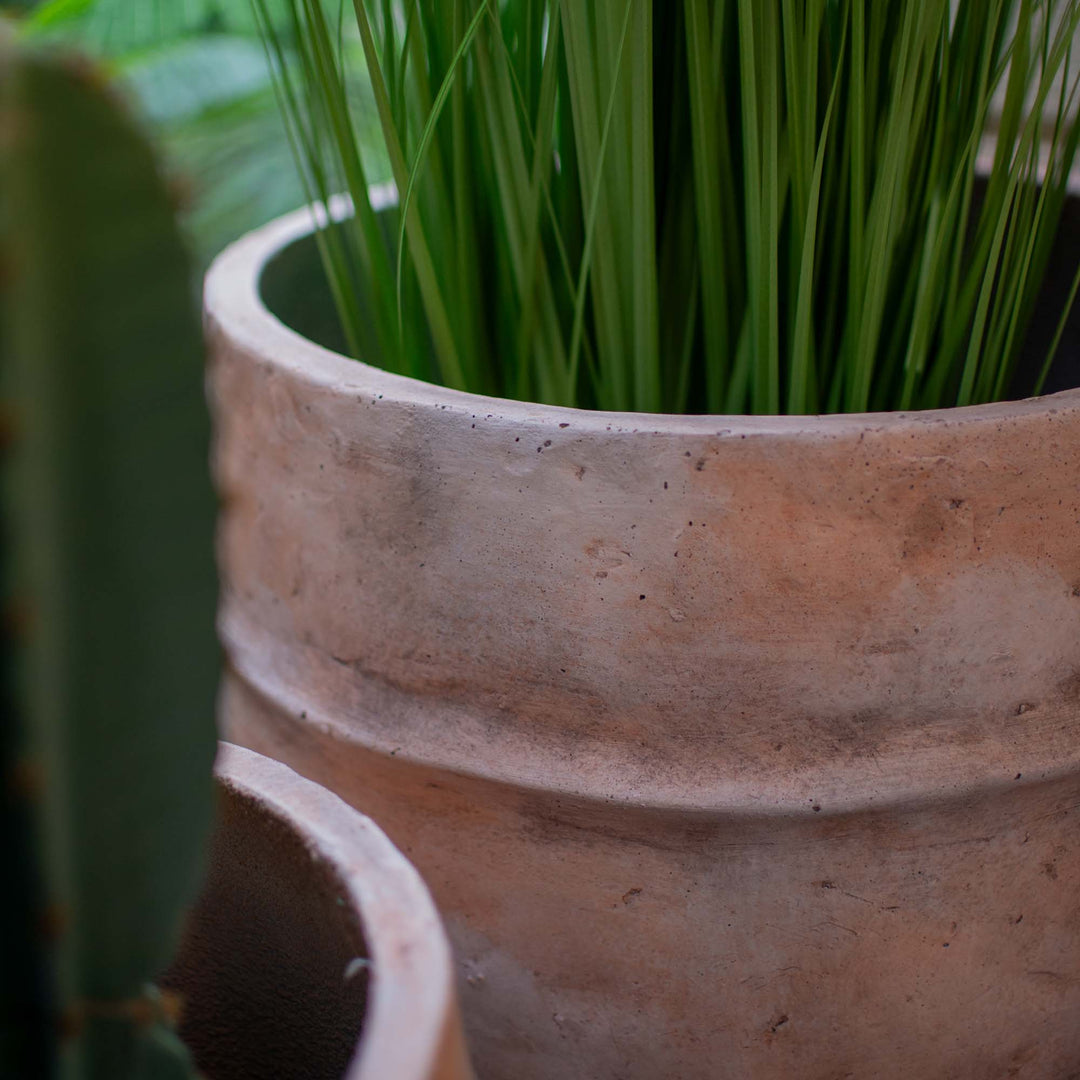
[0,40,471,1080]
[213,2,1080,1077]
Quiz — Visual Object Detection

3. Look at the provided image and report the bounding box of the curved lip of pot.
[214,742,466,1080]
[206,180,1080,432]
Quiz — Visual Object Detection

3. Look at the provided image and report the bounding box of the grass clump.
[253,0,1080,415]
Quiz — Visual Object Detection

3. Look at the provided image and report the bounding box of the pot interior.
[259,191,1080,404]
[163,781,368,1080]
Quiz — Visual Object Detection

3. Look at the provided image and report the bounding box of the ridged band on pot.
[167,743,473,1080]
[207,190,1080,1080]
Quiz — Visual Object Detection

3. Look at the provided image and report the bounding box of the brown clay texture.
[207,199,1080,1080]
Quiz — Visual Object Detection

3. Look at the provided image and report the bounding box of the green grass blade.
[565,0,634,404]
[789,17,846,414]
[351,0,466,388]
[394,0,486,345]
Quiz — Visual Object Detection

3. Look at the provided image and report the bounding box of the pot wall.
[208,201,1080,1079]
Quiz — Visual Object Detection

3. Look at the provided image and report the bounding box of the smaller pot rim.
[214,743,471,1080]
[205,180,1080,434]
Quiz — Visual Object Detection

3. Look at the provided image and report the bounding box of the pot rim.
[205,180,1080,432]
[213,742,470,1080]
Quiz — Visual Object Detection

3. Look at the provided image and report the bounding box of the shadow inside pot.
[1018,187,1080,395]
[163,767,368,1080]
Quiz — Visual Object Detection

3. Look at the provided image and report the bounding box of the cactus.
[0,40,218,1080]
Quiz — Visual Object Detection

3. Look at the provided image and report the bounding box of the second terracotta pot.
[207,189,1080,1079]
[166,744,473,1080]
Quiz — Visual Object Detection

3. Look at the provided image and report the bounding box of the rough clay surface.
[166,744,472,1080]
[209,205,1080,1080]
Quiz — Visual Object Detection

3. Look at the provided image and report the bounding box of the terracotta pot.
[165,743,473,1080]
[207,188,1080,1079]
